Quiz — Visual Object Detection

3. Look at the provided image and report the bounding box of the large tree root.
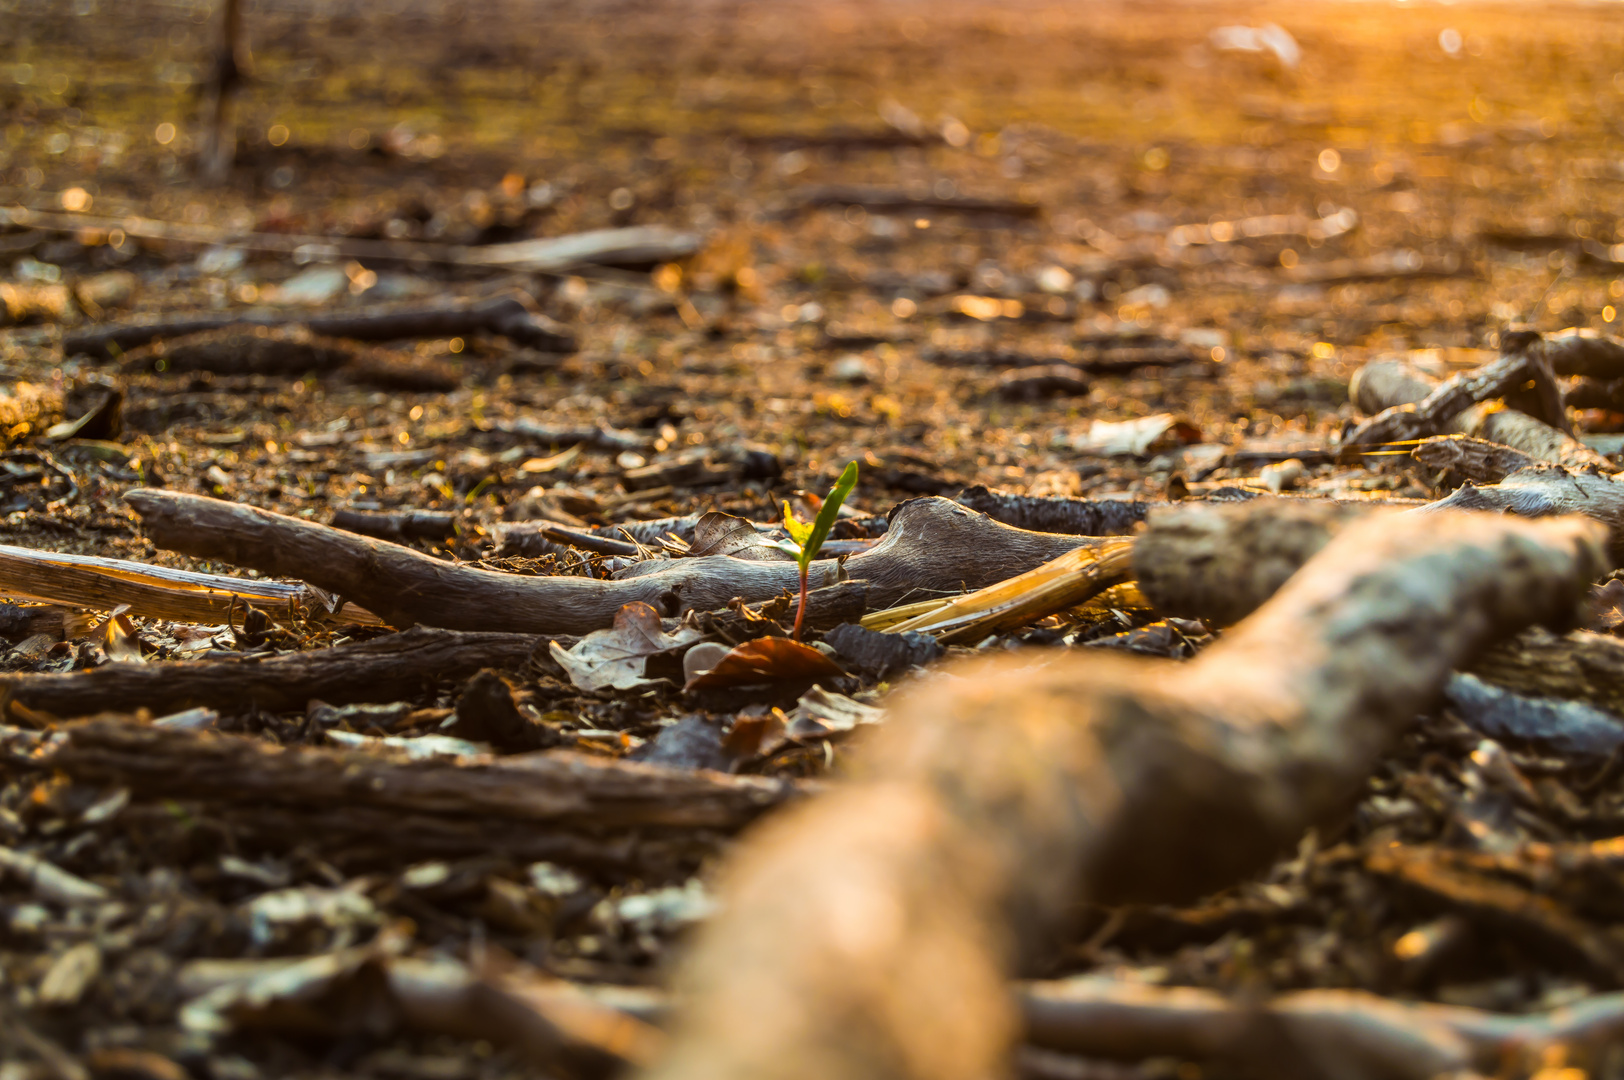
[639,510,1606,1080]
[0,626,540,718]
[123,491,1108,633]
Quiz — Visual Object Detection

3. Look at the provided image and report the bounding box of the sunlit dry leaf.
[1071,414,1202,457]
[551,601,707,691]
[684,636,845,691]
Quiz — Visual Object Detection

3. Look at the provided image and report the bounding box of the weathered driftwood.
[1420,463,1624,556]
[0,626,540,718]
[2,717,798,832]
[62,293,573,359]
[1410,433,1536,483]
[124,491,1107,634]
[1342,346,1561,449]
[1019,977,1624,1080]
[644,510,1606,1080]
[0,543,381,626]
[1348,356,1610,471]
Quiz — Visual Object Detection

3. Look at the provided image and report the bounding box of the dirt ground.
[5,0,1624,1077]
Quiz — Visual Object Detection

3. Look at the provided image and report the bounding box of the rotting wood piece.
[0,626,540,719]
[642,511,1605,1080]
[125,491,1105,634]
[62,292,574,359]
[2,717,800,832]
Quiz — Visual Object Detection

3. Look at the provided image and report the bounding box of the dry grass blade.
[0,544,382,626]
[858,596,953,631]
[881,540,1135,642]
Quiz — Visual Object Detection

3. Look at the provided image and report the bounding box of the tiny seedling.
[780,460,859,641]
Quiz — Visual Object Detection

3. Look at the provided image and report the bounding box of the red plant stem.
[793,566,809,641]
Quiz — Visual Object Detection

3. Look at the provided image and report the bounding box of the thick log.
[124,491,1105,634]
[2,718,798,832]
[0,626,540,719]
[643,511,1606,1080]
[61,293,574,359]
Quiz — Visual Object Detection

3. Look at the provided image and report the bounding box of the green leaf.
[782,501,815,547]
[797,460,859,572]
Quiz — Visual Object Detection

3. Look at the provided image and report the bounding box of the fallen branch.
[1419,463,1624,556]
[1342,344,1563,449]
[7,204,697,287]
[1348,354,1608,470]
[1410,433,1535,483]
[1018,977,1624,1079]
[120,327,460,391]
[791,185,1043,219]
[643,508,1605,1080]
[0,543,381,626]
[1470,626,1624,717]
[61,292,573,359]
[124,491,1106,634]
[0,626,538,718]
[329,507,458,543]
[1544,327,1624,379]
[955,486,1152,536]
[2,717,799,832]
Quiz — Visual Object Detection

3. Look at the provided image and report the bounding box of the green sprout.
[780,460,859,641]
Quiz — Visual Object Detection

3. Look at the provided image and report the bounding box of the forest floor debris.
[8,1,1624,1078]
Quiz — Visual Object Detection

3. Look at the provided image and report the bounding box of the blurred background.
[3,0,1624,443]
